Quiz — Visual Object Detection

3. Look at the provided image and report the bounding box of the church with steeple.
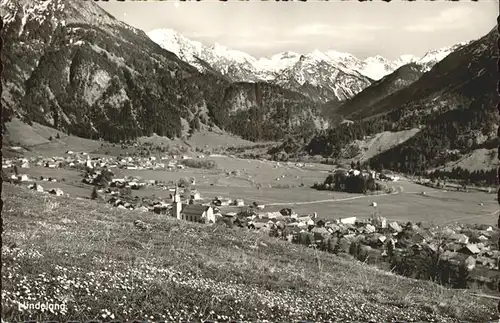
[172,185,183,220]
[170,186,215,223]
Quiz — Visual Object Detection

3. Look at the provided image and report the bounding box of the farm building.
[190,190,202,200]
[234,199,245,206]
[49,188,64,196]
[459,244,481,256]
[213,197,232,206]
[449,233,469,244]
[348,169,361,176]
[340,217,357,225]
[28,183,44,192]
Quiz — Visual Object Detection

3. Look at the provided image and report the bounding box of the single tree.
[91,187,98,200]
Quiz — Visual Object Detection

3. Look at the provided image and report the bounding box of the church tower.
[172,186,182,220]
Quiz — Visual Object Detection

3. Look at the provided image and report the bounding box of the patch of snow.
[18,4,28,36]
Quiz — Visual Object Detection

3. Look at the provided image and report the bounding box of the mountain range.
[306,26,498,175]
[148,28,468,103]
[1,0,496,176]
[0,0,325,143]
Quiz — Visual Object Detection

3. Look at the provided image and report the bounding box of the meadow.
[2,184,498,322]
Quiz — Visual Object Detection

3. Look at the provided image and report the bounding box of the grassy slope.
[2,119,272,159]
[3,118,102,157]
[350,128,421,162]
[2,184,497,322]
[434,148,498,172]
[136,130,266,151]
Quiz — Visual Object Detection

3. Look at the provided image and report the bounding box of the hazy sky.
[98,1,498,60]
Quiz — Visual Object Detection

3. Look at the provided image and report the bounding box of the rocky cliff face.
[218,82,328,141]
[1,0,324,142]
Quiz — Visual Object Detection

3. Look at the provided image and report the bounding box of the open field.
[135,129,269,150]
[2,184,498,322]
[3,119,276,160]
[122,156,498,225]
[6,120,494,226]
[5,150,497,226]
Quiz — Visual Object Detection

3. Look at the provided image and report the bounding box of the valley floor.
[2,184,498,322]
[6,152,498,227]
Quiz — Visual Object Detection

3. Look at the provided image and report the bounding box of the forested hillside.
[306,27,498,175]
[1,0,324,143]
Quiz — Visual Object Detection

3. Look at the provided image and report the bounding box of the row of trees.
[312,172,380,194]
[388,245,470,289]
[429,167,497,186]
[180,159,217,170]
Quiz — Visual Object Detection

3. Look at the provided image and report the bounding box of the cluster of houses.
[1,152,237,226]
[25,183,64,196]
[3,160,66,196]
[100,184,218,223]
[2,151,210,173]
[226,208,499,290]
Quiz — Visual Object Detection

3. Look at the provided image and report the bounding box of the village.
[3,150,499,294]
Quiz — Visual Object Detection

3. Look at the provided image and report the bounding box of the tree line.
[307,98,497,179]
[312,171,383,194]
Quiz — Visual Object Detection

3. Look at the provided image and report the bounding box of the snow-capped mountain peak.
[366,55,389,62]
[148,28,375,102]
[147,27,466,101]
[324,50,357,60]
[416,42,469,71]
[394,54,419,66]
[414,42,469,72]
[148,28,203,61]
[268,51,300,60]
[207,42,255,63]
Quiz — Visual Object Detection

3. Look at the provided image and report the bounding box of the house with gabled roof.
[459,244,481,256]
[449,233,469,244]
[190,190,202,201]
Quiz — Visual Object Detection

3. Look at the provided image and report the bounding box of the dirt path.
[265,191,401,206]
